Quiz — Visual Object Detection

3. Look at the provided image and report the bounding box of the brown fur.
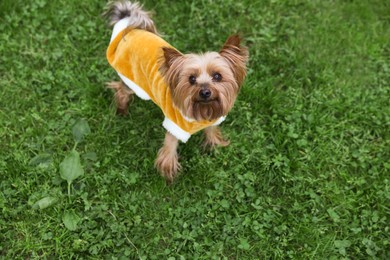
[219,34,249,86]
[106,81,134,115]
[204,126,230,148]
[160,37,248,122]
[154,132,180,183]
[104,1,158,33]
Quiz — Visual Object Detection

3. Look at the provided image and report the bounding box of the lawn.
[0,0,389,258]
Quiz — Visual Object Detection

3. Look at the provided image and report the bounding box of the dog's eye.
[189,75,196,85]
[212,72,222,82]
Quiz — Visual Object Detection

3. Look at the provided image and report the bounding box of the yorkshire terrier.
[105,1,248,183]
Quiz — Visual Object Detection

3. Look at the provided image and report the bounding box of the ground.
[0,0,389,258]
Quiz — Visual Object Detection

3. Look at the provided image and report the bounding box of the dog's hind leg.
[106,81,134,115]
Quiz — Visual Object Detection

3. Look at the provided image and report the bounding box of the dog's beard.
[192,98,224,121]
[173,79,237,122]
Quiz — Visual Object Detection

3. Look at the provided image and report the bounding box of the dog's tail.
[104,1,157,33]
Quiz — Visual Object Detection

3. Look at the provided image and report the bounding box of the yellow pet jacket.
[107,18,225,142]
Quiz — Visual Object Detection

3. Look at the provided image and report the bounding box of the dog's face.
[160,35,248,121]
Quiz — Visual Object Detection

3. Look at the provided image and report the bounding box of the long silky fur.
[160,47,247,121]
[104,1,157,33]
[219,34,249,86]
[192,100,224,121]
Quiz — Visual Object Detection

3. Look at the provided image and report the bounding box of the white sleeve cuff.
[162,118,191,143]
[118,72,151,100]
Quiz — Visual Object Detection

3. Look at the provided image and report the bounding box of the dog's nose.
[199,89,211,99]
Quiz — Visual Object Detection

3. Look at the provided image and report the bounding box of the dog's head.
[160,34,249,121]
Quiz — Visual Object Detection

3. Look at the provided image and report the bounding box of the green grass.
[1,0,389,258]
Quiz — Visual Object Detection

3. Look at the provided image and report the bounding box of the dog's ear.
[160,47,185,91]
[162,47,183,68]
[219,34,249,86]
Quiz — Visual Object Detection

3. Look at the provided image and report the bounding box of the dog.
[105,1,248,183]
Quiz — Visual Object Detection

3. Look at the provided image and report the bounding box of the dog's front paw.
[155,147,181,184]
[204,136,230,149]
[204,126,230,149]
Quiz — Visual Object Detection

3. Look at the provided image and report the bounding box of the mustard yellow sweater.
[107,18,225,142]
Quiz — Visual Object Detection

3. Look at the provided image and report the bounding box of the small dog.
[105,1,248,182]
